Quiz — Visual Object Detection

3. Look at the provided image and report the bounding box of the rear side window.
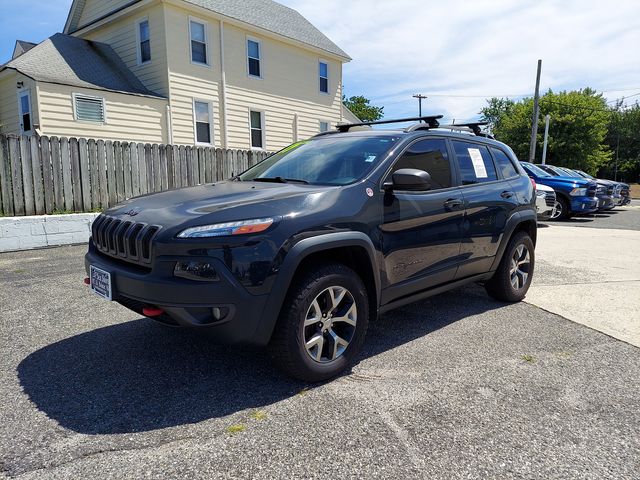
[452,141,497,185]
[391,139,452,190]
[490,147,518,179]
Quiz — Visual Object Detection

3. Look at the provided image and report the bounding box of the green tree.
[480,89,612,174]
[603,102,640,182]
[342,95,384,122]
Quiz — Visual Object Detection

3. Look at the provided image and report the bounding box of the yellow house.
[0,0,358,150]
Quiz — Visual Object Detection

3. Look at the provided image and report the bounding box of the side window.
[452,141,497,185]
[137,19,151,64]
[190,20,208,65]
[247,39,261,77]
[391,139,452,190]
[490,147,518,179]
[18,90,32,133]
[319,61,329,93]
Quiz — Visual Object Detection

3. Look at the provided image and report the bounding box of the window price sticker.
[468,148,488,178]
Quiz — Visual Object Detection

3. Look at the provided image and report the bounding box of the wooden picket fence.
[0,134,271,216]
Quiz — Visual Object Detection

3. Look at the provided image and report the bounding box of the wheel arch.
[253,232,380,345]
[490,210,537,272]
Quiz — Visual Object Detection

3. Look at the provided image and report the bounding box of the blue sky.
[2,0,639,123]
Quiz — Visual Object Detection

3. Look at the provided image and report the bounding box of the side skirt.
[378,272,494,315]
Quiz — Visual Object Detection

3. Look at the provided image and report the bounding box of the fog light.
[212,307,229,321]
[174,261,219,281]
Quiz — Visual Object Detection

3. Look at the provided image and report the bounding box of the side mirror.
[386,168,432,191]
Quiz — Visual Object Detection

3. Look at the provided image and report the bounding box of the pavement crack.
[377,408,426,473]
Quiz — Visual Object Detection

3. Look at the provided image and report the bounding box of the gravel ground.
[1,245,639,479]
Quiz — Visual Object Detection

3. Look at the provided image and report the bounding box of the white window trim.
[72,93,107,124]
[192,99,214,146]
[17,89,33,135]
[136,17,151,66]
[248,109,266,151]
[319,120,331,133]
[189,16,211,68]
[319,59,329,95]
[246,35,262,79]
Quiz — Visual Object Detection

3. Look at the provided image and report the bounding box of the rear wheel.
[551,196,571,220]
[485,231,535,302]
[268,263,369,382]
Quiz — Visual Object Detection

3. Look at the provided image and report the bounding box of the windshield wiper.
[253,177,309,184]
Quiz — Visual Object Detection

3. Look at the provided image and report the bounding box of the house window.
[319,121,329,133]
[250,110,264,149]
[319,61,329,93]
[18,90,32,134]
[194,101,212,144]
[247,39,261,77]
[137,19,151,64]
[190,20,208,65]
[74,94,105,123]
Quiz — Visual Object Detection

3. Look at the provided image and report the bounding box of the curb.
[0,213,100,253]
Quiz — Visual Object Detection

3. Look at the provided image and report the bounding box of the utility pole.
[541,114,550,165]
[528,59,542,162]
[413,94,428,118]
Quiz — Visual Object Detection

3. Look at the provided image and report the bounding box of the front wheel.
[485,231,535,302]
[268,263,369,382]
[551,196,571,220]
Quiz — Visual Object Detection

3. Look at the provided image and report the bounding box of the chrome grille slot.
[91,215,161,266]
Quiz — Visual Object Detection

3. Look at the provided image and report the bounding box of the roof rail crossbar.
[336,115,443,133]
[450,121,489,136]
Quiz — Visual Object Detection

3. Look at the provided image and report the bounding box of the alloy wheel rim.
[551,200,563,219]
[509,244,531,291]
[303,286,357,363]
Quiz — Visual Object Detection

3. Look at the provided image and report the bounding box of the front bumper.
[596,195,614,211]
[570,196,598,214]
[85,243,270,344]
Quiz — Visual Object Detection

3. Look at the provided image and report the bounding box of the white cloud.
[280,0,640,121]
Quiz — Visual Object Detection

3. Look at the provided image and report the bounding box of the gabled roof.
[1,34,164,98]
[64,0,350,60]
[184,0,350,60]
[12,40,37,59]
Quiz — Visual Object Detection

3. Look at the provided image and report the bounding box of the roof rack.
[336,115,443,133]
[443,121,493,137]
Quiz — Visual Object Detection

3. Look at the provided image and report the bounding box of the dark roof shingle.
[2,33,163,98]
[185,0,350,59]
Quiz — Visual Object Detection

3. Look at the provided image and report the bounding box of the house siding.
[37,83,168,143]
[162,3,344,149]
[0,72,39,135]
[79,4,169,97]
[77,0,133,29]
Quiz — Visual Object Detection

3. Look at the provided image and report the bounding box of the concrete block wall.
[0,214,100,253]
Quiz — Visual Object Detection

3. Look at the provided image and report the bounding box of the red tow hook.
[83,277,91,285]
[143,307,165,317]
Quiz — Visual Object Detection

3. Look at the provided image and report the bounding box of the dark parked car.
[537,165,613,211]
[573,169,629,206]
[520,162,598,220]
[85,116,537,381]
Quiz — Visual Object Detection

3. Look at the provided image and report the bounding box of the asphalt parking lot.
[1,206,639,479]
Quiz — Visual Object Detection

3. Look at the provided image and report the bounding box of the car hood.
[540,175,593,187]
[102,181,340,229]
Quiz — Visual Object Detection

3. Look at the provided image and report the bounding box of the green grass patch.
[521,354,536,363]
[226,424,246,435]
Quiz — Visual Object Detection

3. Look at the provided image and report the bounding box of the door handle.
[443,198,464,210]
[501,191,515,199]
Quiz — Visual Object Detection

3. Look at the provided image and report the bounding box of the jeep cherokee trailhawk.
[85,116,537,381]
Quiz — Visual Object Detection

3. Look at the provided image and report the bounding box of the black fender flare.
[489,210,537,272]
[252,231,380,345]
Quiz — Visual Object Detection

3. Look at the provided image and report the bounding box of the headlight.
[570,188,587,196]
[177,218,275,238]
[536,190,546,198]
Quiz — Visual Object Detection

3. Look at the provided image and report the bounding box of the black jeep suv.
[85,116,537,381]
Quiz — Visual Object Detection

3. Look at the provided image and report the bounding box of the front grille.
[92,215,161,265]
[587,185,597,197]
[596,186,607,196]
[544,191,556,207]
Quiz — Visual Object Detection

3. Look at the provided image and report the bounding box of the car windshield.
[558,167,581,178]
[238,135,401,186]
[576,170,594,179]
[522,162,552,178]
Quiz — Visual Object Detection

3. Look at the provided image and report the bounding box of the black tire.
[551,196,571,221]
[267,262,369,382]
[485,231,535,303]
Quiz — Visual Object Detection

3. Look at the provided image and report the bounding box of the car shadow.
[17,286,502,435]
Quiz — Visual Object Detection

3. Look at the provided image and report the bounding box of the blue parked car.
[520,162,598,220]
